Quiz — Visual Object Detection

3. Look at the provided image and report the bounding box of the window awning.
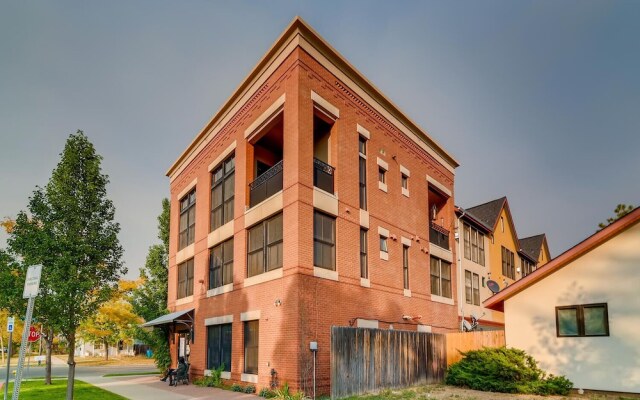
[141,308,194,328]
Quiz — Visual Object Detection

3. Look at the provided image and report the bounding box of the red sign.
[27,326,40,342]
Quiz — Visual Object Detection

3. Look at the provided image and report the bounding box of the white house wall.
[504,222,640,393]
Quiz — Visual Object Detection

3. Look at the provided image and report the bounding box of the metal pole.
[12,296,35,400]
[4,331,12,400]
[312,351,316,400]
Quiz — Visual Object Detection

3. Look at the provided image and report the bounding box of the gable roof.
[455,206,493,232]
[166,16,459,181]
[519,234,546,261]
[465,197,507,231]
[485,207,640,312]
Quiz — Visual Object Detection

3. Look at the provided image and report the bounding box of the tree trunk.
[0,331,4,365]
[66,332,76,400]
[104,339,109,361]
[45,327,54,385]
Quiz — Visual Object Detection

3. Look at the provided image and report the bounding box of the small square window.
[378,167,386,184]
[379,236,388,253]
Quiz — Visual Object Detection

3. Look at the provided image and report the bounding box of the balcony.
[249,160,283,208]
[429,222,450,250]
[313,158,335,194]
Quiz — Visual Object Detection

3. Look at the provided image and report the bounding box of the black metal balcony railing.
[313,158,335,194]
[249,160,283,207]
[429,221,450,250]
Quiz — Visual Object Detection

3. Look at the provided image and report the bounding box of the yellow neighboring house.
[456,197,550,329]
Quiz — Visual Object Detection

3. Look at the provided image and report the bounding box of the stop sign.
[27,326,40,342]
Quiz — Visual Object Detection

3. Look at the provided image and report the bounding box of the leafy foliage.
[131,198,171,371]
[78,280,142,360]
[598,203,635,230]
[194,364,225,388]
[445,347,573,395]
[273,382,306,400]
[231,383,244,392]
[6,131,125,397]
[244,384,256,394]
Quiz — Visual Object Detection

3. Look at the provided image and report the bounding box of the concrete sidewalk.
[83,374,258,400]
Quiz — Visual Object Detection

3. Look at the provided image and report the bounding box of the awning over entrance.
[141,308,194,328]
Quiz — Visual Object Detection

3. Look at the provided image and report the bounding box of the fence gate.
[330,326,446,399]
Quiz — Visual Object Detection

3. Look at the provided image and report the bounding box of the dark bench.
[172,363,190,386]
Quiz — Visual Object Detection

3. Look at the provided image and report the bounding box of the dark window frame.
[401,173,408,190]
[207,323,232,371]
[359,136,367,210]
[402,245,409,290]
[244,320,259,374]
[502,246,515,279]
[209,238,234,290]
[360,229,368,279]
[430,256,452,298]
[521,257,534,277]
[464,223,485,266]
[179,189,196,250]
[556,303,609,337]
[177,259,194,299]
[247,213,283,278]
[211,154,235,231]
[378,167,386,184]
[313,211,336,271]
[379,235,388,253]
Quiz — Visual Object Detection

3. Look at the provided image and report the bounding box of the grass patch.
[7,379,127,400]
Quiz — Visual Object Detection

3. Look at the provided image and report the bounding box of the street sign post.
[3,318,14,400]
[12,264,42,400]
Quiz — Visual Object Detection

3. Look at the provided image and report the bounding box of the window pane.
[557,308,579,336]
[360,229,368,279]
[223,199,234,225]
[244,321,259,374]
[248,226,264,252]
[207,325,221,370]
[267,242,282,271]
[225,156,235,174]
[212,184,223,209]
[221,323,232,371]
[247,250,263,277]
[267,214,283,244]
[359,137,366,155]
[463,225,471,260]
[224,173,234,201]
[473,274,480,306]
[584,306,607,336]
[380,236,387,252]
[465,270,472,304]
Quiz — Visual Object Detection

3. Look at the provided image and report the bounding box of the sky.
[1,1,639,279]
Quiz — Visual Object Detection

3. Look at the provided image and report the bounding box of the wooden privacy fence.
[445,330,505,366]
[330,327,446,399]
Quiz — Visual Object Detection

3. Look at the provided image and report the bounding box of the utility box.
[309,341,318,351]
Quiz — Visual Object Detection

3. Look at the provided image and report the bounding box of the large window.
[359,136,367,210]
[521,257,534,277]
[247,213,283,277]
[244,320,259,374]
[179,189,196,250]
[556,303,609,337]
[465,270,480,305]
[313,211,336,270]
[430,257,451,298]
[502,246,515,279]
[209,239,234,289]
[360,229,368,279]
[207,324,232,371]
[464,224,485,266]
[177,259,194,299]
[211,154,235,231]
[403,245,409,290]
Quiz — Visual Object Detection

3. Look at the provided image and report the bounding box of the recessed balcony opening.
[248,114,284,208]
[313,112,335,194]
[428,186,450,250]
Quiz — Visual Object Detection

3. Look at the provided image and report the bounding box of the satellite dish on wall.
[487,280,501,294]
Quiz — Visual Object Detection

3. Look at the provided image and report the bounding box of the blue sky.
[1,1,639,278]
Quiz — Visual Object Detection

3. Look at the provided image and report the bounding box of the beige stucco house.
[485,207,640,394]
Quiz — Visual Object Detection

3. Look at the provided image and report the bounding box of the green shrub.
[273,382,305,400]
[259,387,276,398]
[445,347,573,396]
[245,384,256,393]
[231,383,244,392]
[193,364,225,388]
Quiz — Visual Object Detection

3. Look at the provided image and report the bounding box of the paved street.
[0,356,256,399]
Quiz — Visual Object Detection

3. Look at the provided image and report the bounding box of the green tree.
[79,280,142,360]
[131,198,170,371]
[598,204,636,230]
[7,131,125,399]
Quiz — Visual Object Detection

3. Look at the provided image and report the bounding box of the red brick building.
[159,17,459,394]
